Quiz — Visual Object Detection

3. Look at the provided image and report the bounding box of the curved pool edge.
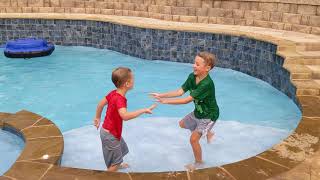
[0,111,64,180]
[0,14,319,180]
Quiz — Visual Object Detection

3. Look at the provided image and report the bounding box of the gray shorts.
[182,112,215,135]
[100,128,129,168]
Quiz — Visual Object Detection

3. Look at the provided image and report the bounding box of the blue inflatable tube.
[4,38,55,58]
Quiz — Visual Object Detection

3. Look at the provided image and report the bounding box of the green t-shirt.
[181,73,219,121]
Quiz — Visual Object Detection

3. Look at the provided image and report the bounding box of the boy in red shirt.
[93,67,156,172]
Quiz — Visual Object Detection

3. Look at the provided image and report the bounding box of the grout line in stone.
[14,160,52,165]
[256,156,290,170]
[31,117,45,126]
[127,172,133,180]
[302,116,320,119]
[17,155,61,163]
[27,136,63,141]
[186,169,191,180]
[218,167,237,180]
[39,164,54,180]
[22,124,55,132]
[33,124,54,127]
[298,95,320,97]
[20,117,45,132]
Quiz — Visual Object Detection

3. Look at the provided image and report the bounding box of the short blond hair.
[197,52,217,69]
[112,67,132,88]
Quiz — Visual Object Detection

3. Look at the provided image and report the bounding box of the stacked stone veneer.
[0,18,297,105]
[0,0,320,35]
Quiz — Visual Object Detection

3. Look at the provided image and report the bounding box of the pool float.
[4,38,55,58]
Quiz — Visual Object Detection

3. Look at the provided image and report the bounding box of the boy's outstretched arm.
[157,96,193,105]
[119,104,157,121]
[150,88,184,98]
[93,98,108,129]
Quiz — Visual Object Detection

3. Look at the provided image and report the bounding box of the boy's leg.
[190,131,203,163]
[179,112,197,131]
[181,113,202,162]
[185,131,204,171]
[100,129,115,170]
[107,138,130,171]
[179,120,186,128]
[100,129,128,172]
[118,137,130,169]
[206,131,215,144]
[204,121,215,144]
[120,137,129,157]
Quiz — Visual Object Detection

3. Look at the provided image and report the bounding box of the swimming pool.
[0,46,301,172]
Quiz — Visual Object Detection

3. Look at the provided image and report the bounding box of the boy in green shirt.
[150,52,219,170]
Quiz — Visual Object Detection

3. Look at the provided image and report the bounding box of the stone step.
[280,50,320,65]
[315,80,320,87]
[280,50,320,59]
[284,65,320,80]
[306,65,320,79]
[284,57,320,65]
[292,80,320,96]
[283,64,312,80]
[296,43,320,51]
[297,51,320,57]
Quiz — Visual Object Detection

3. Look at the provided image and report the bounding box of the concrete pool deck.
[0,14,320,180]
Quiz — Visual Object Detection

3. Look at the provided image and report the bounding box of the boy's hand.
[149,93,161,99]
[94,118,100,129]
[149,104,157,110]
[155,97,167,104]
[144,104,157,114]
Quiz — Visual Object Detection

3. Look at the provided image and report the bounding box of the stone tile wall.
[0,18,298,106]
[0,0,319,35]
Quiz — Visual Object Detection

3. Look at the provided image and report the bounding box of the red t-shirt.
[102,90,127,140]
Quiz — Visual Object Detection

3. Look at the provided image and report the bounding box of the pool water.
[0,129,24,175]
[0,46,301,172]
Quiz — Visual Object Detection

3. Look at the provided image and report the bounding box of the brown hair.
[111,67,132,88]
[197,51,217,69]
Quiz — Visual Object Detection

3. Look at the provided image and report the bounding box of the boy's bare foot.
[119,163,129,169]
[107,163,129,172]
[184,162,204,171]
[206,131,214,144]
